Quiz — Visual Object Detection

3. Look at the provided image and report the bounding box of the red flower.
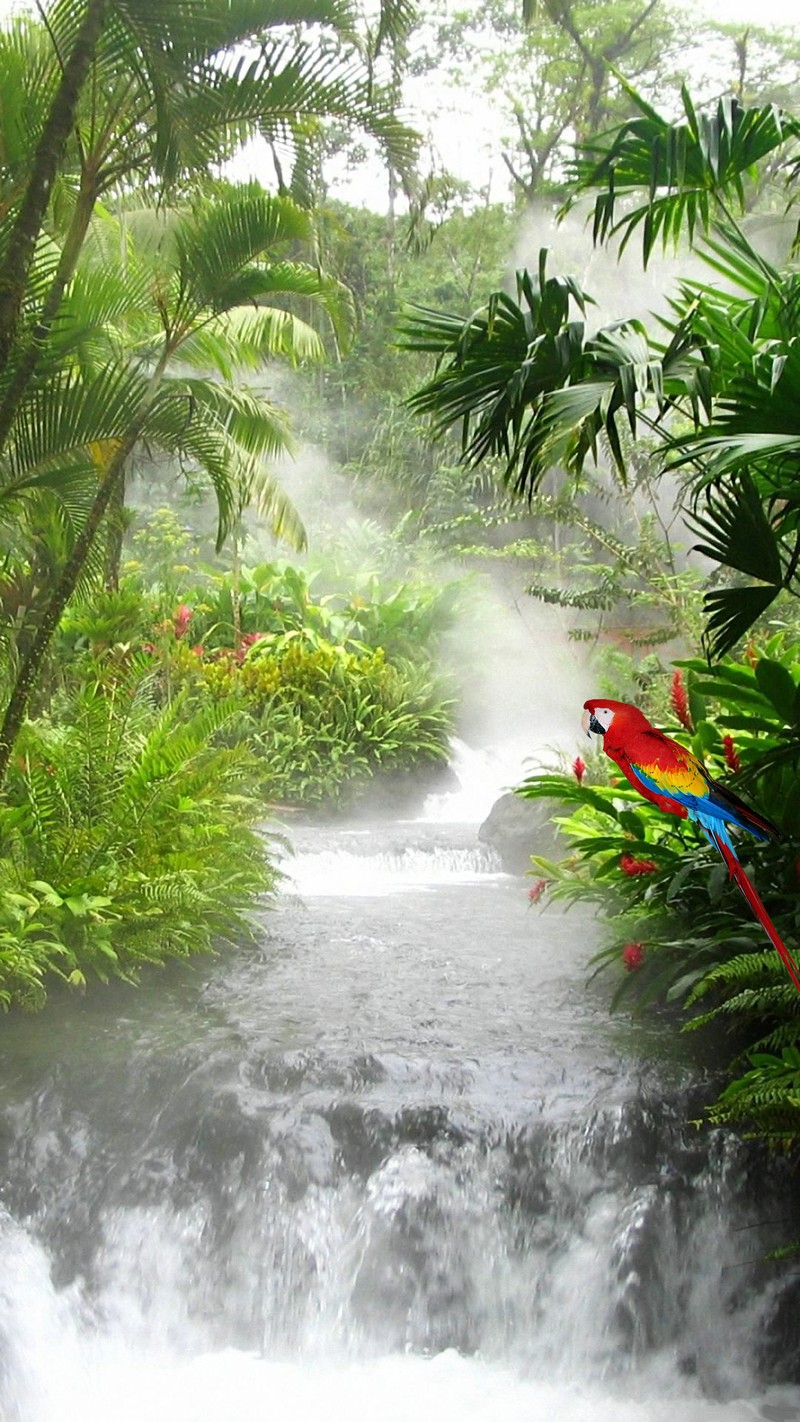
[173,603,192,639]
[622,942,645,971]
[722,735,741,772]
[141,642,155,654]
[572,755,587,785]
[528,879,548,904]
[191,644,205,658]
[670,669,693,731]
[620,852,658,876]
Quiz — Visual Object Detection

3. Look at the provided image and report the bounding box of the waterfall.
[0,801,799,1421]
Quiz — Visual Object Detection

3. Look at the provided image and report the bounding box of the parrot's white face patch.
[590,706,614,729]
[581,706,614,738]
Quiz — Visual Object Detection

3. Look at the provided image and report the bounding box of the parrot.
[581,698,800,994]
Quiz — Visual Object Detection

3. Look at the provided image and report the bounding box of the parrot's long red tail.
[716,839,800,995]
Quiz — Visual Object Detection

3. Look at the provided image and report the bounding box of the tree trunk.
[0,347,169,789]
[0,0,108,368]
[0,178,99,455]
[0,444,128,786]
[104,467,127,590]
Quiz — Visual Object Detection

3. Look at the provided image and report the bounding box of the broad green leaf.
[755,659,797,723]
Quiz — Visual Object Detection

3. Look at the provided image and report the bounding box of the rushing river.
[1,773,799,1421]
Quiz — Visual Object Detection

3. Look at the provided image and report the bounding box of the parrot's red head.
[581,699,650,741]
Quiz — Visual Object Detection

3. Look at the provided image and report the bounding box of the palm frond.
[401,255,705,497]
[236,450,307,550]
[174,378,296,461]
[213,306,326,366]
[569,83,800,266]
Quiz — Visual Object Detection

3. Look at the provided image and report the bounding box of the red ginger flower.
[528,879,548,904]
[722,735,741,772]
[620,852,658,876]
[173,603,192,639]
[233,631,266,664]
[670,669,693,731]
[572,755,587,785]
[622,942,645,971]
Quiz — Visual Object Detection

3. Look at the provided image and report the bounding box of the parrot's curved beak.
[581,709,605,739]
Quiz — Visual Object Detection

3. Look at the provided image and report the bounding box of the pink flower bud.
[722,735,741,772]
[670,669,692,731]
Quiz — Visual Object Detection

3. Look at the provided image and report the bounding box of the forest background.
[1,0,800,1150]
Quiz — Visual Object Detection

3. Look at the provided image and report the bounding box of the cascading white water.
[1,743,799,1421]
[421,737,528,824]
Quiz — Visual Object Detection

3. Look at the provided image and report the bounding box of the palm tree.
[401,86,800,660]
[0,0,419,780]
[0,0,418,451]
[0,186,353,783]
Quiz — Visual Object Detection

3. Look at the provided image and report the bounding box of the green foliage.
[402,84,800,660]
[706,1048,800,1145]
[521,645,800,1139]
[50,550,458,815]
[569,85,800,265]
[0,667,279,1009]
[203,636,455,808]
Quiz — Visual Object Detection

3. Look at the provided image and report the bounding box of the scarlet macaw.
[582,698,800,993]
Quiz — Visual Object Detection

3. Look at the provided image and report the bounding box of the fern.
[0,664,279,1006]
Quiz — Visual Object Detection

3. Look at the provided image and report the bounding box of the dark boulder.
[477,792,565,874]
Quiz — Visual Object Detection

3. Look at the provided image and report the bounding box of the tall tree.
[427,0,681,202]
[0,0,108,367]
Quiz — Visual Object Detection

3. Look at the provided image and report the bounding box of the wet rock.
[757,1277,800,1384]
[477,792,565,874]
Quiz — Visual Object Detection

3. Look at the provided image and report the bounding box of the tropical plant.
[200,633,455,807]
[0,184,356,784]
[520,648,800,1142]
[705,1049,800,1145]
[0,0,418,442]
[0,662,279,1009]
[0,0,422,783]
[400,86,800,663]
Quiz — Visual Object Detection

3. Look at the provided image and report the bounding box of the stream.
[1,760,800,1421]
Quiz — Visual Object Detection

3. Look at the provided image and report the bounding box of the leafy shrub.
[0,667,278,1008]
[202,635,455,806]
[186,557,460,663]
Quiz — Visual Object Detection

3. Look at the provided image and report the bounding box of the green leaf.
[755,659,797,723]
[690,474,783,584]
[703,584,782,661]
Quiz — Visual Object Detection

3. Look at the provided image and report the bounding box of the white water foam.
[284,841,504,896]
[11,1336,796,1422]
[421,738,531,825]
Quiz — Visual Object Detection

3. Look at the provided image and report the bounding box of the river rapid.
[1,766,799,1422]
